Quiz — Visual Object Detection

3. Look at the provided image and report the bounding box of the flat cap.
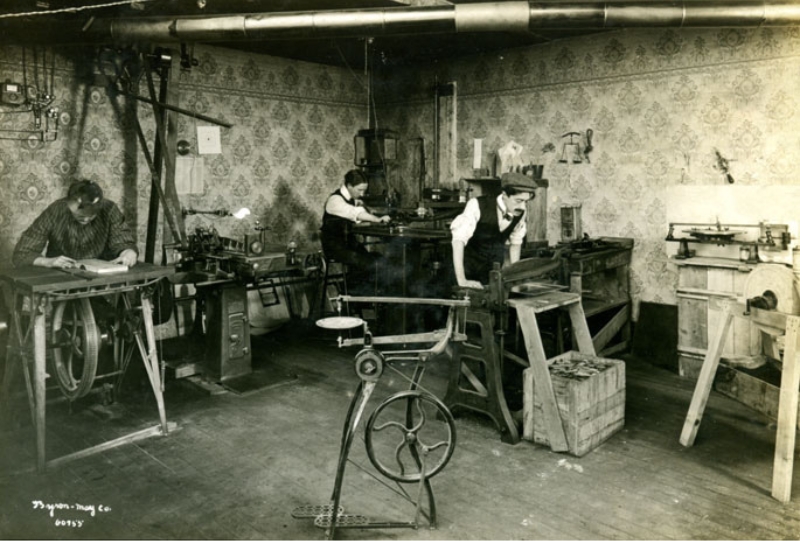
[501,172,545,192]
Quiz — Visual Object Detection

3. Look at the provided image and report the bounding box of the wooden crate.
[523,351,625,457]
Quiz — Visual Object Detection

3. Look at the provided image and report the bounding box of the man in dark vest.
[320,169,391,294]
[450,173,538,288]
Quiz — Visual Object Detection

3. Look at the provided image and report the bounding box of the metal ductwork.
[4,1,800,46]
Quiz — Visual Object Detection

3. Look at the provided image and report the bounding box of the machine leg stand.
[443,309,520,444]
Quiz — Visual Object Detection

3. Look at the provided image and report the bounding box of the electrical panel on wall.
[0,82,25,105]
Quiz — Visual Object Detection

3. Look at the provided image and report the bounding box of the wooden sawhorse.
[444,291,595,447]
[680,300,800,503]
[1,263,176,472]
[510,292,596,452]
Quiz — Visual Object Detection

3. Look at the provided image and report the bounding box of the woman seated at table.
[320,169,391,295]
[13,179,138,269]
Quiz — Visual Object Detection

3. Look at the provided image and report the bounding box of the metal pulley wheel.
[50,298,100,399]
[365,390,456,483]
[354,348,383,382]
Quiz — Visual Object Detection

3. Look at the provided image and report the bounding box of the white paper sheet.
[473,138,482,170]
[197,126,221,155]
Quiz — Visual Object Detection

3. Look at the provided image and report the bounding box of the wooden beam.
[680,304,733,447]
[591,304,629,353]
[144,66,169,263]
[516,304,569,452]
[771,315,800,502]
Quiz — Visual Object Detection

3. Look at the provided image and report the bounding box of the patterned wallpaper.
[1,27,799,321]
[374,27,800,317]
[0,44,367,266]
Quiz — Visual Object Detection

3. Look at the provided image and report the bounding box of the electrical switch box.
[1,82,25,105]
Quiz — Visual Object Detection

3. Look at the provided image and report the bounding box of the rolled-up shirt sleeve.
[325,194,367,223]
[450,198,481,245]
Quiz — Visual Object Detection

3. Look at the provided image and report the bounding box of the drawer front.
[678,266,707,289]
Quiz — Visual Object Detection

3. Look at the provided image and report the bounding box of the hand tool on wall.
[714,148,735,184]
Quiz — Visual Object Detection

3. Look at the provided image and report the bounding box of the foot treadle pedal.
[314,514,370,528]
[291,505,344,519]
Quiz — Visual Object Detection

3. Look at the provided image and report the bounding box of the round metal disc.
[316,316,365,330]
[744,264,796,315]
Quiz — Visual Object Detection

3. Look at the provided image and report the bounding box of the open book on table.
[75,258,129,275]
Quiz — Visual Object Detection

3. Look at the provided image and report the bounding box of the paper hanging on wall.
[196,125,221,154]
[176,156,205,195]
[473,138,482,170]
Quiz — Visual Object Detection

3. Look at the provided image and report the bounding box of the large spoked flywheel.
[50,298,100,399]
[365,390,456,483]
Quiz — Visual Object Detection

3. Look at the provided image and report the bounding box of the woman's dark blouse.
[13,198,137,267]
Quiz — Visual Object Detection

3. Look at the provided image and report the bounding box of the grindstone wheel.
[744,264,796,315]
[50,298,100,399]
[365,390,456,483]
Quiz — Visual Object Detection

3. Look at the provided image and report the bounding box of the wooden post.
[567,301,596,355]
[680,303,734,447]
[517,305,569,452]
[771,315,800,503]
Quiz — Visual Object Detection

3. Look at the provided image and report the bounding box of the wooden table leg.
[567,301,596,356]
[680,304,734,447]
[771,315,800,503]
[517,305,569,452]
[33,297,47,472]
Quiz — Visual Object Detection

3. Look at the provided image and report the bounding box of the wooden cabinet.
[674,257,759,376]
[567,239,633,356]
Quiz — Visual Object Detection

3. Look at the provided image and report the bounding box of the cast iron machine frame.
[294,294,470,540]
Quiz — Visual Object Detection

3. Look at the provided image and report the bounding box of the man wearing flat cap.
[13,179,138,269]
[449,173,538,288]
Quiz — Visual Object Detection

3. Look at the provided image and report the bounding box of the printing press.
[445,235,633,444]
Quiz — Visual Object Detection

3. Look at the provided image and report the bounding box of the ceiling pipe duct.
[4,1,800,46]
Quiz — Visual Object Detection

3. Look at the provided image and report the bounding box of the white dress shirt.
[325,185,368,223]
[450,195,527,246]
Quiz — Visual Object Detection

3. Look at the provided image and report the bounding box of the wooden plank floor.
[1,320,800,540]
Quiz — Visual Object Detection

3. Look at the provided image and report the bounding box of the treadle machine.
[446,255,564,444]
[0,263,176,472]
[293,295,470,540]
